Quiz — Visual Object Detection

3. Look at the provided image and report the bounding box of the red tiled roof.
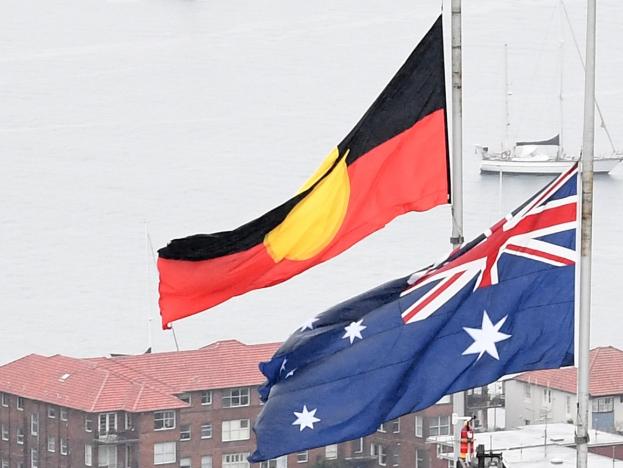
[515,346,623,397]
[0,340,280,413]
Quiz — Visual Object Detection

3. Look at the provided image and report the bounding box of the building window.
[392,451,400,467]
[201,391,213,406]
[377,423,387,433]
[201,456,213,468]
[154,442,176,465]
[297,451,308,463]
[592,397,614,413]
[85,415,93,432]
[1,393,7,407]
[98,446,117,467]
[60,438,68,455]
[325,444,338,459]
[48,406,56,419]
[201,423,213,439]
[179,393,191,404]
[31,448,38,468]
[125,412,134,430]
[371,444,386,466]
[17,427,24,444]
[352,437,363,454]
[1,459,7,468]
[222,419,250,442]
[222,453,250,468]
[99,412,117,434]
[47,436,56,452]
[543,388,552,404]
[428,415,450,436]
[85,444,93,466]
[126,445,133,467]
[17,396,24,411]
[31,414,39,436]
[180,457,192,468]
[391,418,400,433]
[222,388,250,408]
[154,410,176,430]
[415,416,423,437]
[180,425,191,441]
[60,407,68,421]
[1,424,7,440]
[524,383,532,398]
[415,449,426,468]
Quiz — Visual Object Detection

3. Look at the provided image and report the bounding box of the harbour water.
[0,0,621,364]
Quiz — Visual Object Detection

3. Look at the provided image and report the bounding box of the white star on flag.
[280,358,288,373]
[292,405,320,431]
[299,317,319,332]
[462,310,511,361]
[285,369,296,379]
[342,319,366,344]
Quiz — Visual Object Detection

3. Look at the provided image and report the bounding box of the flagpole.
[450,0,466,456]
[576,0,596,467]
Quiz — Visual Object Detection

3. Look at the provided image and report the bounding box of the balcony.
[465,392,505,409]
[95,430,139,444]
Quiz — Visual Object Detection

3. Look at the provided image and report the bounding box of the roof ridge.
[94,357,178,393]
[90,370,110,413]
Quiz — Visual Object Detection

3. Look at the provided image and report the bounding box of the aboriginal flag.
[158,16,449,328]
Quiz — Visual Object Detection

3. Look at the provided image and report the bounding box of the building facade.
[505,346,623,432]
[0,340,453,468]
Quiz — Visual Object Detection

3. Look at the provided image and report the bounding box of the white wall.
[504,380,575,429]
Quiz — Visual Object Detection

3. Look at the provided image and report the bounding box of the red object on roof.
[0,340,280,413]
[515,346,623,397]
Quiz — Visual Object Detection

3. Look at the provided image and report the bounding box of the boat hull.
[480,157,621,174]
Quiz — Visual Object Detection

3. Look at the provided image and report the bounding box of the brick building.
[0,340,452,468]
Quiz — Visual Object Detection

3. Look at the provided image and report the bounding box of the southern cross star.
[462,310,511,361]
[299,317,319,332]
[342,319,366,344]
[292,405,320,431]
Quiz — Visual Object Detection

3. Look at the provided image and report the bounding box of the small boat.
[477,135,623,174]
[478,26,623,175]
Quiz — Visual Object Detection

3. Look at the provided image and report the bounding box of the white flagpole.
[576,0,596,466]
[450,0,465,460]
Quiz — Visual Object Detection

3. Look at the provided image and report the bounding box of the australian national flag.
[250,164,578,462]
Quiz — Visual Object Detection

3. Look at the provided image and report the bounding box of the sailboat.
[477,30,623,174]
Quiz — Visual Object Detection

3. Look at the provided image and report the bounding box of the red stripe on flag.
[402,271,464,323]
[505,244,575,266]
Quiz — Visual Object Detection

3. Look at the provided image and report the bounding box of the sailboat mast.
[558,39,564,159]
[504,43,511,149]
[576,0,596,466]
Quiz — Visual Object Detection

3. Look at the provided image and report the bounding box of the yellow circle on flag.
[264,148,350,262]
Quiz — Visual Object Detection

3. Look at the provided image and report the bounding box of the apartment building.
[505,346,623,433]
[0,340,452,468]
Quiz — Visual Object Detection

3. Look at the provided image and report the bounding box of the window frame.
[153,441,177,465]
[201,455,213,468]
[1,424,8,441]
[0,393,7,407]
[180,424,192,441]
[325,444,338,460]
[47,435,56,453]
[154,410,176,431]
[48,406,56,419]
[17,396,24,411]
[85,415,93,432]
[222,419,250,442]
[201,391,213,406]
[297,451,309,463]
[178,393,191,404]
[222,453,250,468]
[415,416,423,438]
[98,412,118,434]
[180,457,192,468]
[30,413,39,436]
[201,423,213,439]
[17,427,24,445]
[428,415,450,436]
[222,388,250,408]
[85,444,93,467]
[60,438,68,456]
[31,448,39,468]
[60,407,68,421]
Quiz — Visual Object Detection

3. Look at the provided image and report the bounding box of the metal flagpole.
[450,0,465,463]
[576,0,596,467]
